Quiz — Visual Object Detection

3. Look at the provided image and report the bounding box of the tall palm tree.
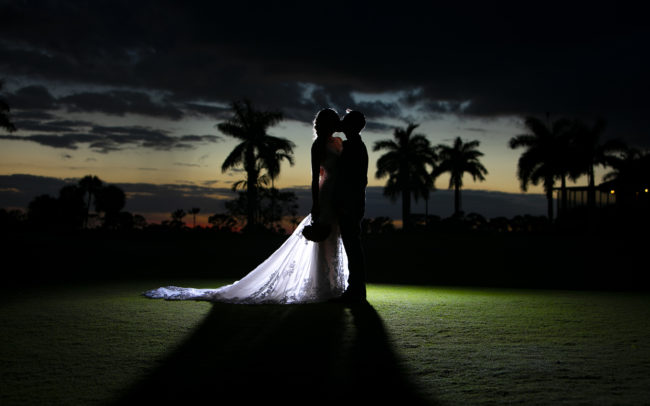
[433,137,488,216]
[374,123,437,231]
[58,184,86,229]
[571,118,626,208]
[553,123,584,216]
[230,171,270,192]
[78,175,103,228]
[219,99,294,228]
[0,80,16,133]
[188,207,200,228]
[95,185,126,229]
[508,116,572,221]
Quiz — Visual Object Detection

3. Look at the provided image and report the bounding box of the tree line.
[0,176,301,234]
[1,175,145,231]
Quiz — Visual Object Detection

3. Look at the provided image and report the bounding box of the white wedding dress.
[143,139,348,304]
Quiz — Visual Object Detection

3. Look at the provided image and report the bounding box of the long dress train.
[143,138,348,304]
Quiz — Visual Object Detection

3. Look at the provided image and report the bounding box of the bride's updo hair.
[313,108,340,138]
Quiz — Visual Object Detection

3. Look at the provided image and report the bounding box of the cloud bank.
[1,174,546,221]
[0,1,648,146]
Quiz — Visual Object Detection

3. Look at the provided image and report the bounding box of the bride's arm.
[310,142,321,219]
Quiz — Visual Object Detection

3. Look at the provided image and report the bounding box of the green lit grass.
[371,285,650,404]
[1,281,649,405]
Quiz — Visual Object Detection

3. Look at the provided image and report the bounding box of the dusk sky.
[1,1,648,224]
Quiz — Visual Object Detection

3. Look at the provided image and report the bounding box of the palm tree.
[58,184,86,229]
[188,207,200,228]
[547,120,583,216]
[508,116,573,221]
[170,209,187,229]
[259,147,295,226]
[0,80,16,134]
[374,123,437,231]
[603,147,650,191]
[433,137,488,216]
[27,194,60,228]
[218,99,293,228]
[78,175,103,228]
[571,118,626,208]
[95,185,126,229]
[601,147,650,214]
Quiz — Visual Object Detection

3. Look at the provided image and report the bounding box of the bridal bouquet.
[302,221,331,242]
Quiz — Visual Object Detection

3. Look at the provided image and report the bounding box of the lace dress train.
[143,214,348,304]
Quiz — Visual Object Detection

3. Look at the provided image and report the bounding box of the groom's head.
[341,110,365,137]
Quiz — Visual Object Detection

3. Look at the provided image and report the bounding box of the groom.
[335,109,369,303]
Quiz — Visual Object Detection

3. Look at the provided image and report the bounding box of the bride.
[143,108,348,304]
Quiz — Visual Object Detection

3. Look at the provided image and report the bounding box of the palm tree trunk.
[247,178,257,228]
[400,165,410,231]
[454,182,461,216]
[245,148,257,228]
[425,193,429,227]
[587,164,595,209]
[545,179,554,222]
[85,191,92,229]
[271,178,276,227]
[558,175,567,215]
[402,188,410,231]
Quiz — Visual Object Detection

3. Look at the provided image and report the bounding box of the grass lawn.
[1,280,649,405]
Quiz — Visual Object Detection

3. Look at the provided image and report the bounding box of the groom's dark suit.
[336,134,368,299]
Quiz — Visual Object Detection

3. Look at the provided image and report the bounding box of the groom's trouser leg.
[340,216,366,298]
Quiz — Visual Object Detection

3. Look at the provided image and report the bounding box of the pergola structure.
[554,181,649,215]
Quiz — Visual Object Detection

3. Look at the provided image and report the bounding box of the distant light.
[645,188,649,193]
[610,190,615,195]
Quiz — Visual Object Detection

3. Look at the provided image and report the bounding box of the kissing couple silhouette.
[144,109,368,305]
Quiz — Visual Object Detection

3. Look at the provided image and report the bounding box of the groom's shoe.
[329,289,367,305]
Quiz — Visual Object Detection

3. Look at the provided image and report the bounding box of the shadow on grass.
[110,302,436,405]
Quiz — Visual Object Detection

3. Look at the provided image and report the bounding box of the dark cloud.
[89,126,220,153]
[404,189,547,219]
[6,85,192,122]
[0,124,222,153]
[59,90,184,119]
[6,85,57,110]
[11,110,57,120]
[0,174,546,220]
[0,174,70,207]
[0,133,94,149]
[13,119,93,132]
[0,1,648,146]
[266,186,547,220]
[363,121,396,133]
[180,102,232,120]
[356,100,401,118]
[178,134,222,143]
